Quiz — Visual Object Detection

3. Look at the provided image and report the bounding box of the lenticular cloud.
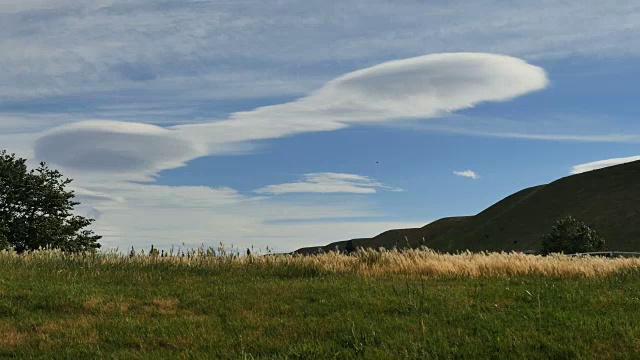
[34,53,549,180]
[219,52,549,125]
[34,121,205,180]
[571,155,640,174]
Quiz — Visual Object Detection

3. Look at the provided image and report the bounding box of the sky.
[2,0,640,252]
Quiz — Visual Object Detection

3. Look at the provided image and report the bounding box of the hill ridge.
[295,160,640,255]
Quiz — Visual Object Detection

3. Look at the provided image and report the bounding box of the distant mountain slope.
[295,160,640,254]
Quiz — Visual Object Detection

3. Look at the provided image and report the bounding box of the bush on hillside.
[541,215,606,255]
[0,150,101,252]
[345,240,356,254]
[0,226,9,251]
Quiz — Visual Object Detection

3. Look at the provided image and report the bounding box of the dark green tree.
[541,215,606,255]
[0,150,101,252]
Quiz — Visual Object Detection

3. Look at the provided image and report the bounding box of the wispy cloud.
[255,173,402,195]
[0,0,636,107]
[570,155,640,174]
[388,114,640,144]
[465,132,640,143]
[453,170,480,179]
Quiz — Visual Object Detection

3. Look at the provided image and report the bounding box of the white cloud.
[0,133,38,160]
[69,186,123,203]
[385,113,640,144]
[255,173,402,195]
[453,170,480,179]
[447,113,640,143]
[31,53,547,181]
[570,155,640,174]
[461,132,640,143]
[0,114,77,133]
[408,125,640,144]
[213,53,548,125]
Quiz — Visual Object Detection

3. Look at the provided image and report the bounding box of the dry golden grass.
[37,316,92,335]
[82,296,131,314]
[315,249,640,277]
[151,298,179,313]
[34,316,97,350]
[2,248,639,278]
[82,296,102,311]
[0,324,26,349]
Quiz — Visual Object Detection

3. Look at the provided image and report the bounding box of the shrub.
[541,215,606,255]
[0,228,9,251]
[0,150,101,252]
[345,240,356,254]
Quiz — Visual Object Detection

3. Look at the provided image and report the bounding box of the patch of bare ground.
[0,323,26,349]
[35,316,97,350]
[150,298,179,314]
[83,296,131,313]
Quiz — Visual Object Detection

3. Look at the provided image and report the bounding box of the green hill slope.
[296,160,640,254]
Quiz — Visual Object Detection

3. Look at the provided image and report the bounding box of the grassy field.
[1,248,639,359]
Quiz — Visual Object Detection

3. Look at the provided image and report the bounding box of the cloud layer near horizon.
[33,53,548,181]
[73,180,424,252]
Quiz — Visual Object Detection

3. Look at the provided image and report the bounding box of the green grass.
[1,252,639,359]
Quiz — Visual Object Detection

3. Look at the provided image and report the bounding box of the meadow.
[1,248,639,359]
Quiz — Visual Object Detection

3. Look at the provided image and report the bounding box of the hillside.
[296,160,640,254]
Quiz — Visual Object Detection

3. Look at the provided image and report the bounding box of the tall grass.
[3,247,640,358]
[3,247,639,278]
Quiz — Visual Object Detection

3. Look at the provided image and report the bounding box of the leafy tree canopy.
[0,150,101,252]
[541,215,606,255]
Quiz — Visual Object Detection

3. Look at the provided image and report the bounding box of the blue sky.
[2,1,640,252]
